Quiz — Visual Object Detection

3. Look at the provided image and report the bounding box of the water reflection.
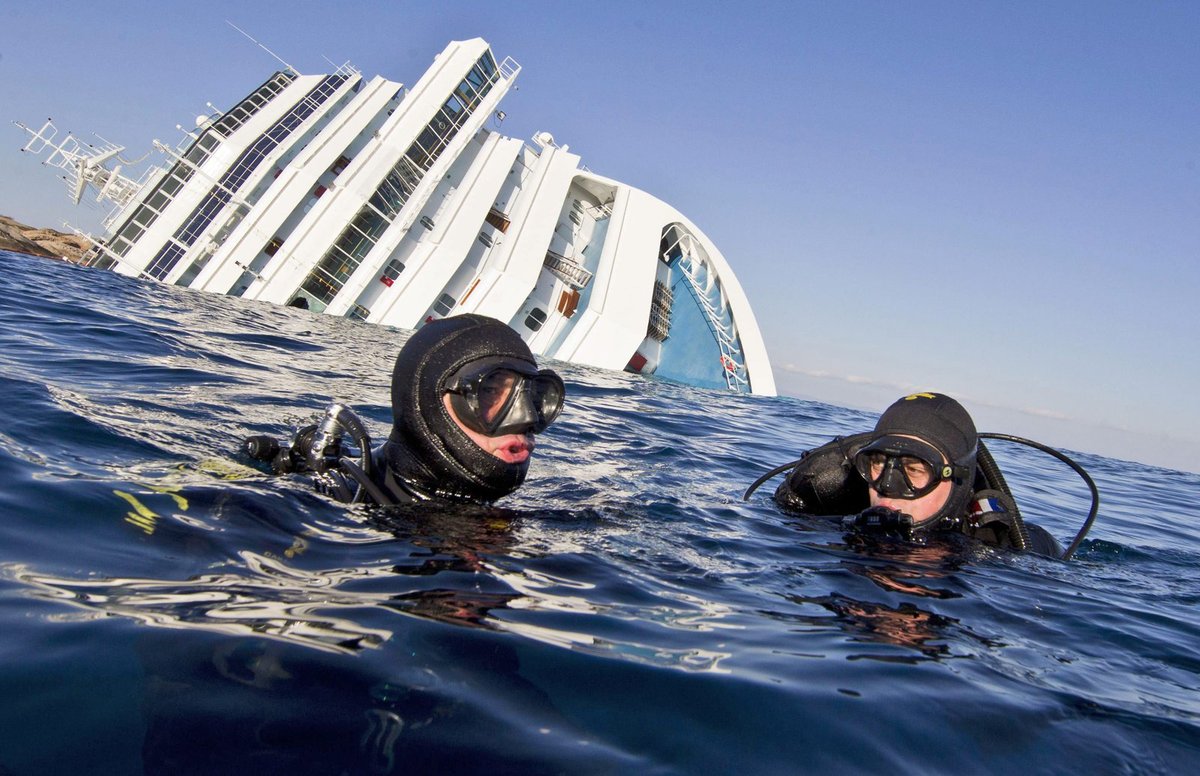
[6,499,735,673]
[792,593,958,660]
[778,533,998,662]
[8,558,395,653]
[838,540,968,600]
[493,567,736,672]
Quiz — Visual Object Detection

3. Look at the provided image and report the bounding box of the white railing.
[499,56,521,81]
[674,244,750,392]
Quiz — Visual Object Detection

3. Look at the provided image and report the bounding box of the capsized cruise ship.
[15,38,775,395]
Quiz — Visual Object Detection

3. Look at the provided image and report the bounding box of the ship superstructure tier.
[16,38,775,396]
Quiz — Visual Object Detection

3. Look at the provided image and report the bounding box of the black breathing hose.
[978,433,1100,560]
[325,404,374,503]
[742,457,805,501]
[975,440,1031,551]
[339,458,391,505]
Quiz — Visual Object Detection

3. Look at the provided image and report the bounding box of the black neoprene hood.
[385,314,541,502]
[871,392,978,466]
[868,392,979,527]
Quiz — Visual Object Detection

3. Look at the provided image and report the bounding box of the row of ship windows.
[105,73,311,261]
[307,198,503,279]
[147,75,349,280]
[297,53,502,306]
[113,55,479,273]
[349,292,548,334]
[108,158,201,257]
[255,153,353,259]
[211,72,297,137]
[115,74,280,257]
[310,184,516,318]
[343,200,510,319]
[106,57,493,300]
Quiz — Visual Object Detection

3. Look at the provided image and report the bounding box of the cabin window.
[351,209,388,243]
[146,191,169,213]
[525,307,547,332]
[416,127,441,156]
[442,94,466,122]
[405,143,432,171]
[160,173,185,197]
[379,258,405,286]
[120,223,146,248]
[348,305,371,322]
[132,205,155,227]
[455,80,478,110]
[263,237,284,256]
[420,216,436,230]
[331,155,351,175]
[477,232,493,248]
[466,65,488,92]
[477,51,498,78]
[110,236,134,256]
[433,293,456,316]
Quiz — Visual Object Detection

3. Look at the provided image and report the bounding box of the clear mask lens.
[854,437,947,499]
[445,361,565,436]
[476,370,520,425]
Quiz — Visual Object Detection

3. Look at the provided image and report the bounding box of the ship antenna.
[12,118,142,208]
[226,20,302,76]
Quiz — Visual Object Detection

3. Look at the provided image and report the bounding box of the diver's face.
[443,394,534,464]
[866,434,952,525]
[868,479,951,525]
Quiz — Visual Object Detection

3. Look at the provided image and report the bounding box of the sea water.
[0,249,1197,774]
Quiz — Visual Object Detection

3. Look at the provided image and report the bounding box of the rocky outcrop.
[0,215,93,262]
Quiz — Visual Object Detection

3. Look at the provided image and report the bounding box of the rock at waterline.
[0,215,92,261]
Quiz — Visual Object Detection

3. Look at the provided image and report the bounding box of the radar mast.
[13,119,145,208]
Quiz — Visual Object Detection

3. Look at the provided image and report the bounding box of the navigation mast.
[13,119,145,209]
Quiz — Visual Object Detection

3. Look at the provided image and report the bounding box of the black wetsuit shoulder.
[1023,524,1064,558]
[772,433,873,516]
[962,511,1064,558]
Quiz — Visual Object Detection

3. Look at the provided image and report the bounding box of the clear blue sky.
[3,1,1198,472]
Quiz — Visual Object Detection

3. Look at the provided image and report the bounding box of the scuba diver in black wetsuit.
[243,314,565,505]
[745,392,1100,559]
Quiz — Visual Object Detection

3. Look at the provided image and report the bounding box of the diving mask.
[853,435,967,500]
[443,357,565,436]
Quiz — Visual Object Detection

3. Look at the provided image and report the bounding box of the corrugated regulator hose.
[978,433,1100,561]
[975,440,1031,551]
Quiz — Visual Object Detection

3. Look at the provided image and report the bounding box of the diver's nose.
[875,459,910,498]
[505,386,539,434]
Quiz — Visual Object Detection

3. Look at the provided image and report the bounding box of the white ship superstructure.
[15,38,776,395]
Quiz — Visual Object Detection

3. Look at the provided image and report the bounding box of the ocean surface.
[1,248,1198,775]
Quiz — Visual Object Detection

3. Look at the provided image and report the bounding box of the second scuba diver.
[750,392,1075,558]
[245,314,565,505]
